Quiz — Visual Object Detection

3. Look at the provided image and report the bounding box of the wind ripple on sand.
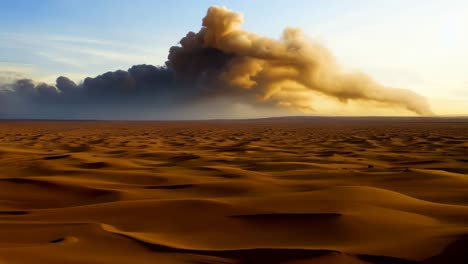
[0,119,467,263]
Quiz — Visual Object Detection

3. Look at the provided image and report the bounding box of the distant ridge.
[2,115,467,123]
[207,115,468,122]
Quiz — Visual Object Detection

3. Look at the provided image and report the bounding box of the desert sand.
[0,118,467,264]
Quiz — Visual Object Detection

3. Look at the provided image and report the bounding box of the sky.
[0,0,467,118]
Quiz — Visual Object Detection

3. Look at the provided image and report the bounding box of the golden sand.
[0,119,467,263]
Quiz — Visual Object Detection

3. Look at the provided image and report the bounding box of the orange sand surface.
[0,118,467,263]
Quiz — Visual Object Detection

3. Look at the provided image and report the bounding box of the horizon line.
[1,115,467,122]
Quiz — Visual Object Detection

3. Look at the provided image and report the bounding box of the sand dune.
[0,118,467,263]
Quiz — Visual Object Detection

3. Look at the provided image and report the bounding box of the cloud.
[0,71,25,84]
[0,63,35,84]
[0,6,433,119]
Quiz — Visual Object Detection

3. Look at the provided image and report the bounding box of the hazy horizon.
[1,115,468,122]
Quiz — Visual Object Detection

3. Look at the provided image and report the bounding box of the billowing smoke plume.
[0,6,433,119]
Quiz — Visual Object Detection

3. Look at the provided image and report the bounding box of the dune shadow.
[79,162,109,169]
[357,254,421,264]
[144,184,193,190]
[0,210,29,215]
[43,154,70,160]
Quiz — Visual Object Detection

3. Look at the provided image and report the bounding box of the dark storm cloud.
[0,6,433,119]
[0,65,177,119]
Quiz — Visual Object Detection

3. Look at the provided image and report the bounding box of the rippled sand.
[0,118,467,263]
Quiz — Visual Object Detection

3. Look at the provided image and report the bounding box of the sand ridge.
[0,119,467,263]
